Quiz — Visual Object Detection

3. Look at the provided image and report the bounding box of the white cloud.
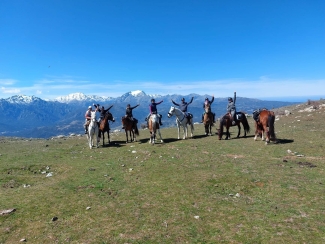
[1,87,21,94]
[0,79,17,85]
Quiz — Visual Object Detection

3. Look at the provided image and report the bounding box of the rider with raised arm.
[146,98,163,126]
[227,91,236,125]
[122,103,140,129]
[83,105,93,134]
[171,97,194,122]
[201,95,215,123]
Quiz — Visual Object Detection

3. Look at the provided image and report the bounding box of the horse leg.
[177,122,181,140]
[237,124,241,138]
[225,127,229,140]
[88,131,93,149]
[125,130,128,143]
[184,124,187,139]
[95,128,99,148]
[157,129,163,143]
[190,121,194,138]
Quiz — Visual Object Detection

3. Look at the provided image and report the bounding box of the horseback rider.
[146,98,163,126]
[171,97,194,123]
[227,91,236,125]
[201,95,215,123]
[122,103,140,129]
[94,104,113,122]
[84,105,93,134]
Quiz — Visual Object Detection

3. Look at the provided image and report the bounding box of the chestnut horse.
[121,117,139,143]
[99,111,115,146]
[148,113,163,145]
[203,103,214,136]
[218,112,250,140]
[254,109,277,144]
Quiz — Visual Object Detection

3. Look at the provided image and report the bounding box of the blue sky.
[1,0,324,102]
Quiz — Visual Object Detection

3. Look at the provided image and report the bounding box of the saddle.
[186,113,193,124]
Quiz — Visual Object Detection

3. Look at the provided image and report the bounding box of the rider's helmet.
[102,106,104,109]
[151,98,155,102]
[127,104,130,107]
[228,97,233,102]
[88,106,92,109]
[205,97,209,101]
[181,98,185,101]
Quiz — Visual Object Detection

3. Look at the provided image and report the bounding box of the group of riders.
[84,92,238,134]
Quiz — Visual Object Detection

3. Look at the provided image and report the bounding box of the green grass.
[1,102,325,243]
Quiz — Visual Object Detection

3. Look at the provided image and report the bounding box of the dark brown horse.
[121,117,139,143]
[218,112,250,140]
[203,103,214,136]
[254,110,277,144]
[99,111,115,146]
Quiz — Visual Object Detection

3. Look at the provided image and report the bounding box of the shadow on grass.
[277,138,294,144]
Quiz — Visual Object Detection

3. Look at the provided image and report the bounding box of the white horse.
[167,106,194,139]
[148,113,163,145]
[87,111,99,149]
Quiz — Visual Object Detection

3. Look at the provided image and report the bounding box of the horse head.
[167,106,175,118]
[205,103,211,113]
[90,111,98,122]
[106,111,115,122]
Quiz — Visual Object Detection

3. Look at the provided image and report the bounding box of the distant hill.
[0,91,299,138]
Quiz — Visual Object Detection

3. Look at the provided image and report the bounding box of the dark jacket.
[149,101,163,114]
[227,93,236,112]
[203,96,214,109]
[126,104,139,117]
[172,97,193,112]
[98,105,113,119]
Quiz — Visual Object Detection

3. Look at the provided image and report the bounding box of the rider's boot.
[213,113,216,123]
[159,116,163,126]
[232,117,236,125]
[201,115,204,123]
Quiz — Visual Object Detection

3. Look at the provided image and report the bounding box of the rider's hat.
[205,97,208,100]
[127,104,130,107]
[151,98,155,102]
[181,98,185,101]
[228,97,233,101]
[88,106,92,109]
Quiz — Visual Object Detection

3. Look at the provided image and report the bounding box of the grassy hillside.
[1,101,325,243]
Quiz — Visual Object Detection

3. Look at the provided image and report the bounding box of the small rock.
[89,168,96,171]
[20,238,26,242]
[52,216,58,221]
[46,172,53,177]
[235,193,241,197]
[86,207,91,210]
[194,216,200,219]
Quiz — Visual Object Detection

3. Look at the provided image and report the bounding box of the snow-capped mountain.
[4,95,42,104]
[54,92,113,103]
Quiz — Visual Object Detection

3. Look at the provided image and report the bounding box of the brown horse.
[254,109,277,144]
[99,111,115,146]
[203,103,214,136]
[218,112,250,140]
[121,117,139,143]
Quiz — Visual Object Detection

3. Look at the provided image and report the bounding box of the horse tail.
[241,113,250,134]
[218,116,225,137]
[268,112,276,140]
[135,126,139,136]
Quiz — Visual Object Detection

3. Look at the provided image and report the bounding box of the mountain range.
[0,90,298,138]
